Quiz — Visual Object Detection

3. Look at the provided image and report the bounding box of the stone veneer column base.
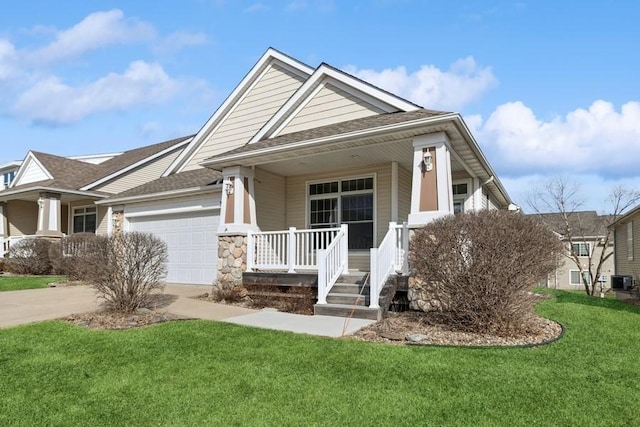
[216,235,247,288]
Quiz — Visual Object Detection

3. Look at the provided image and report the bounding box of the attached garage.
[124,195,220,285]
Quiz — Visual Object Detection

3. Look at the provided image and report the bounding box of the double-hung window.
[452,182,468,214]
[73,206,97,233]
[570,270,591,286]
[571,242,590,257]
[309,177,374,250]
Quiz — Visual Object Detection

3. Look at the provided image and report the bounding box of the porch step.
[331,283,370,294]
[313,303,382,321]
[326,292,369,306]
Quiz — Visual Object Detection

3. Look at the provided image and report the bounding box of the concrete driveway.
[0,284,374,337]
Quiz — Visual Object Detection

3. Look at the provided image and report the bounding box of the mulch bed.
[63,310,188,330]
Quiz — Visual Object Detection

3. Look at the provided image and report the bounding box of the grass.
[0,275,67,292]
[1,290,639,426]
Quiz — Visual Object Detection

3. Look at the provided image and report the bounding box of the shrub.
[81,232,168,312]
[49,233,100,280]
[409,210,563,335]
[5,238,53,275]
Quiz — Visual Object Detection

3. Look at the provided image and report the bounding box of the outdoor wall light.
[422,150,433,172]
[225,181,234,195]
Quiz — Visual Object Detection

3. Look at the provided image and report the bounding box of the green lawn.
[1,290,639,426]
[0,275,67,292]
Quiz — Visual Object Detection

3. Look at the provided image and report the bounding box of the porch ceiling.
[253,133,465,177]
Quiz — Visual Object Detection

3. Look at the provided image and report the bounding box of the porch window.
[309,177,374,250]
[452,181,469,214]
[73,206,97,233]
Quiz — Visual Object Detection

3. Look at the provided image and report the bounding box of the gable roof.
[3,135,193,197]
[163,47,315,176]
[96,168,222,204]
[249,63,421,143]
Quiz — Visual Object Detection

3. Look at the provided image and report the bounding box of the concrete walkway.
[0,283,374,337]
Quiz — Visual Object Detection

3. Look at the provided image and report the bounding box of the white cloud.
[476,100,640,177]
[12,61,180,124]
[244,3,268,12]
[344,56,497,111]
[154,31,209,54]
[0,39,18,80]
[29,9,155,64]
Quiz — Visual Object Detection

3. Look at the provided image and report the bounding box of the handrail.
[317,224,349,305]
[369,222,409,308]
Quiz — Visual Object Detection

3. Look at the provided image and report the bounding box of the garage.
[126,202,219,285]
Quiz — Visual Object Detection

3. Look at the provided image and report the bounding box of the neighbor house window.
[570,270,591,286]
[571,242,590,257]
[73,206,97,233]
[2,170,15,188]
[309,176,374,250]
[628,222,634,261]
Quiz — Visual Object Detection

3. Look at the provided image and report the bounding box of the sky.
[0,1,638,212]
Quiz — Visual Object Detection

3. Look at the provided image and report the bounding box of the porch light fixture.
[225,181,234,196]
[422,150,433,172]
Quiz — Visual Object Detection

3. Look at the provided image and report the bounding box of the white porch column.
[0,203,6,237]
[408,132,453,226]
[36,192,63,237]
[219,166,259,234]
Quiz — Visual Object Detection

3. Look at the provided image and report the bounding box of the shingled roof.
[531,211,613,238]
[4,135,193,195]
[204,108,449,162]
[104,168,222,200]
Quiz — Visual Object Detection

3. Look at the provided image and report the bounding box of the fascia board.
[11,152,53,188]
[94,184,222,206]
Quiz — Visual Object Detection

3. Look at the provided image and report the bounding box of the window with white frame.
[2,170,15,188]
[628,222,634,261]
[571,242,590,257]
[73,206,97,233]
[570,270,592,286]
[308,176,374,250]
[452,181,469,214]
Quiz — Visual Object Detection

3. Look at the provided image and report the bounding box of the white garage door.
[128,210,219,285]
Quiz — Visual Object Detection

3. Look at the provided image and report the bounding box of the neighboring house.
[533,211,614,291]
[0,161,21,190]
[610,204,640,292]
[0,48,515,316]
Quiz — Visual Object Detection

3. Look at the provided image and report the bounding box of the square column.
[36,192,63,237]
[408,132,453,226]
[219,166,258,235]
[0,202,6,237]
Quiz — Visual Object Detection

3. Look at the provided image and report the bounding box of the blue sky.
[1,1,638,211]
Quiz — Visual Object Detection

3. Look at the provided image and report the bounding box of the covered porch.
[0,189,108,257]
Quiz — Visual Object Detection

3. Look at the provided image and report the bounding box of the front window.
[73,206,97,233]
[452,181,469,214]
[309,177,374,250]
[571,242,590,257]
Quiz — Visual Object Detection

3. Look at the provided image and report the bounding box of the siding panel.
[183,64,306,171]
[255,168,286,231]
[6,200,38,236]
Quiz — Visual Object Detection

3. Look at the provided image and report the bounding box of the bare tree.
[528,177,640,296]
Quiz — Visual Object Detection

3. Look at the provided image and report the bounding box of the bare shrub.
[5,238,53,275]
[249,285,315,315]
[409,210,563,335]
[82,232,168,312]
[49,233,100,280]
[210,284,248,303]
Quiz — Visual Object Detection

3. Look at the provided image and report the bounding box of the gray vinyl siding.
[255,167,286,231]
[280,83,385,135]
[95,149,181,194]
[285,164,392,247]
[614,213,640,278]
[397,165,412,224]
[182,64,306,171]
[6,200,38,236]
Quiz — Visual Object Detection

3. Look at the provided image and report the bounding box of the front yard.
[0,290,639,425]
[0,275,66,292]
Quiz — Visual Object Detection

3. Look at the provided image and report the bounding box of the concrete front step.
[313,303,382,321]
[326,292,369,306]
[331,283,370,294]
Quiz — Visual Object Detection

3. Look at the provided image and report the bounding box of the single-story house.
[0,48,515,318]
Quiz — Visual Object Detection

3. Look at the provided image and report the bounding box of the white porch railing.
[247,226,345,273]
[1,235,37,258]
[317,225,349,305]
[369,222,409,308]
